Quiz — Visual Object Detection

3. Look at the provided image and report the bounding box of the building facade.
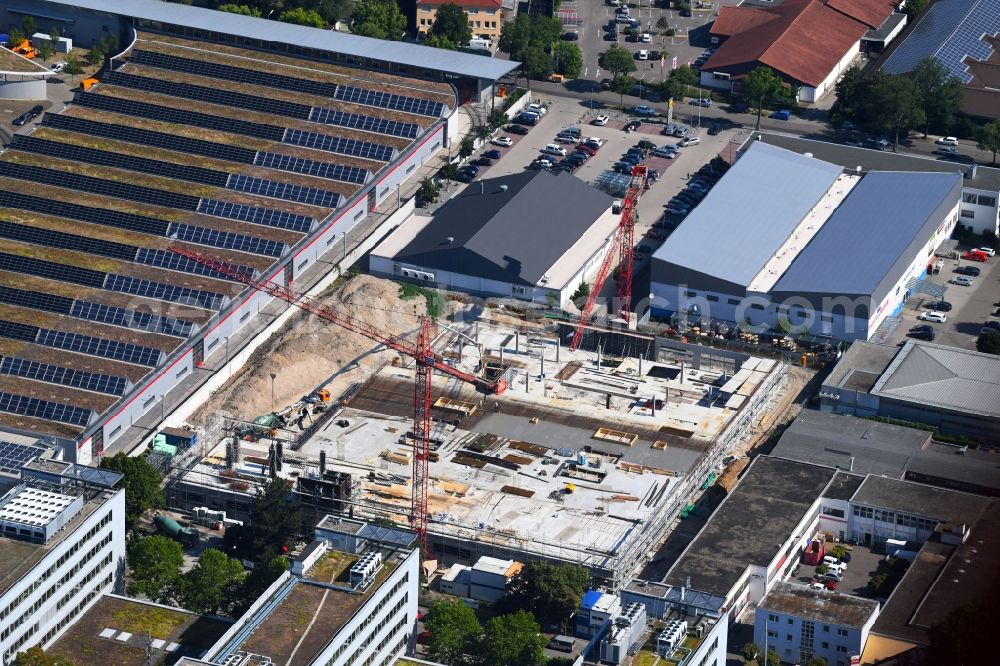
[0,484,125,664]
[415,0,504,44]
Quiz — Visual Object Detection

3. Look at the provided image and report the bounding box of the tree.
[862,73,925,151]
[742,642,762,663]
[459,134,476,159]
[487,107,507,130]
[521,45,552,85]
[278,8,325,27]
[12,648,75,666]
[62,55,83,82]
[86,46,103,65]
[834,65,866,121]
[21,15,36,37]
[431,4,472,47]
[806,657,828,666]
[99,453,164,527]
[424,600,482,665]
[902,0,928,18]
[481,610,546,666]
[6,27,25,50]
[977,330,1000,355]
[176,548,245,615]
[765,650,781,666]
[610,75,634,109]
[311,0,356,24]
[498,14,563,86]
[742,66,784,130]
[912,57,965,136]
[506,561,588,631]
[977,120,1000,165]
[599,45,637,79]
[440,162,459,182]
[656,16,670,32]
[868,573,889,595]
[36,40,55,63]
[553,42,583,78]
[237,478,302,562]
[127,535,184,603]
[425,34,457,50]
[417,177,440,204]
[570,281,590,305]
[351,0,407,40]
[217,3,262,16]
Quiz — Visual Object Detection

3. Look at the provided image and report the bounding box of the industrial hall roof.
[652,142,843,290]
[388,170,614,287]
[871,341,1000,418]
[704,0,872,86]
[771,170,961,299]
[33,0,518,81]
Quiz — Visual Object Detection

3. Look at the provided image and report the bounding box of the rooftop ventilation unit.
[349,550,383,587]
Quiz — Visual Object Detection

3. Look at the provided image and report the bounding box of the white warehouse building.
[371,169,617,308]
[650,142,962,341]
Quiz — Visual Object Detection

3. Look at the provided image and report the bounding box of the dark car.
[482,149,502,160]
[637,138,656,151]
[621,154,642,165]
[707,125,721,135]
[730,102,750,113]
[12,111,33,126]
[924,300,952,312]
[624,120,642,131]
[456,165,479,182]
[561,31,579,40]
[680,8,692,16]
[908,328,935,341]
[955,265,981,276]
[613,162,633,174]
[29,104,44,117]
[472,157,494,167]
[910,324,933,332]
[649,51,661,61]
[506,124,529,135]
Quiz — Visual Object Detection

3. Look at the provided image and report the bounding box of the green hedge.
[864,416,981,448]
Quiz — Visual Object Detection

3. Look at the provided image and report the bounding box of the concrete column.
[515,330,520,353]
[556,337,561,362]
[597,344,602,369]
[639,354,644,376]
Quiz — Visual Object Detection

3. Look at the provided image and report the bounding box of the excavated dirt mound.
[191,275,430,426]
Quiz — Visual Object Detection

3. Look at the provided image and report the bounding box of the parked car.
[924,300,952,312]
[506,124,529,135]
[909,328,936,340]
[530,158,553,170]
[555,134,578,144]
[935,146,960,157]
[491,136,513,147]
[962,251,989,262]
[678,136,701,147]
[918,311,948,323]
[621,153,642,165]
[636,139,656,151]
[653,146,678,158]
[482,149,502,160]
[641,33,652,43]
[613,161,633,174]
[689,98,712,107]
[936,136,959,146]
[975,247,996,256]
[527,103,547,116]
[730,102,750,113]
[561,31,579,40]
[951,275,974,286]
[12,111,32,126]
[584,136,604,147]
[707,125,721,135]
[50,62,66,73]
[472,157,494,167]
[542,144,568,156]
[955,265,981,276]
[769,109,791,120]
[633,105,656,117]
[456,165,479,182]
[980,321,1000,335]
[576,144,598,156]
[665,206,690,216]
[672,126,689,137]
[592,115,610,126]
[808,582,825,591]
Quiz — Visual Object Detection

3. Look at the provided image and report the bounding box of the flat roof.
[823,341,898,391]
[871,340,1000,418]
[851,475,990,525]
[759,581,879,628]
[652,142,844,290]
[36,0,518,80]
[750,132,1000,193]
[823,471,866,501]
[771,171,961,299]
[663,456,836,596]
[47,594,230,666]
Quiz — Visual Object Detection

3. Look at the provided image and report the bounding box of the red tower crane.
[170,246,506,554]
[569,165,647,351]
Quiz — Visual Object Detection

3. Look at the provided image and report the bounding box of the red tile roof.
[825,0,898,30]
[710,7,780,38]
[416,0,503,7]
[703,0,868,87]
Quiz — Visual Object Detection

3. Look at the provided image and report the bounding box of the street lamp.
[270,373,277,411]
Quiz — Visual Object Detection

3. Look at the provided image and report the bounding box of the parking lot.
[791,545,886,598]
[885,250,999,350]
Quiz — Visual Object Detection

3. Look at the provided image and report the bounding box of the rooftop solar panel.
[309,107,419,139]
[104,71,312,120]
[226,174,340,208]
[0,392,93,427]
[103,274,225,311]
[74,92,286,142]
[0,189,170,237]
[0,440,45,475]
[196,200,314,233]
[35,327,163,367]
[0,285,73,316]
[0,220,139,262]
[334,85,444,117]
[281,128,394,162]
[0,356,129,396]
[44,113,260,164]
[69,300,193,338]
[0,252,107,289]
[253,152,369,185]
[0,319,41,343]
[136,248,254,281]
[166,223,285,258]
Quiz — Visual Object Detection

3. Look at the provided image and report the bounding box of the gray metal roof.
[872,341,1000,418]
[652,142,843,289]
[752,132,1000,192]
[36,0,518,80]
[393,169,614,286]
[772,171,962,299]
[851,474,990,525]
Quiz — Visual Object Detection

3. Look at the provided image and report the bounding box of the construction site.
[162,268,788,589]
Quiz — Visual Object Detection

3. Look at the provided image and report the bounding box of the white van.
[542,144,568,157]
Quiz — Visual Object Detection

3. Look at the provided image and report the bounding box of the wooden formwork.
[593,427,638,446]
[433,396,478,415]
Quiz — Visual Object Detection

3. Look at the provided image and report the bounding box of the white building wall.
[688,612,730,666]
[960,187,1000,235]
[0,489,125,664]
[800,40,861,103]
[818,498,850,543]
[754,604,875,666]
[0,77,47,100]
[324,548,419,666]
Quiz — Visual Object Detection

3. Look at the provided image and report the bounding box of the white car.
[918,311,948,323]
[637,50,649,61]
[641,33,652,43]
[555,134,577,144]
[531,158,554,169]
[975,247,996,256]
[491,136,513,147]
[526,103,547,116]
[592,115,610,126]
[50,62,66,73]
[936,136,959,146]
[542,144,567,157]
[583,136,603,147]
[808,582,825,591]
[678,136,700,146]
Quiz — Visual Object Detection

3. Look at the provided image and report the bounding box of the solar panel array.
[11,135,229,187]
[0,356,128,396]
[226,174,340,208]
[254,152,368,185]
[881,0,1000,82]
[0,220,138,262]
[167,223,285,258]
[0,440,45,474]
[0,392,93,427]
[197,200,314,233]
[0,286,73,315]
[309,108,419,139]
[129,49,340,97]
[334,85,444,117]
[282,128,394,162]
[45,113,260,164]
[0,319,41,343]
[0,161,201,211]
[0,252,106,289]
[103,274,225,311]
[74,93,286,142]
[0,189,169,237]
[69,301,193,338]
[136,248,253,281]
[104,71,312,120]
[36,327,163,367]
